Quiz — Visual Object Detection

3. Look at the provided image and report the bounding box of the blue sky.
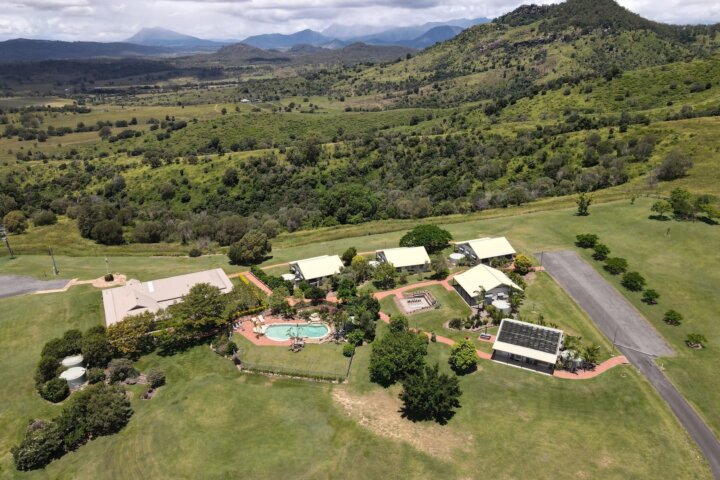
[1,0,719,41]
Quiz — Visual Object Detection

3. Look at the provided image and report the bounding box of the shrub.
[35,356,61,385]
[592,243,610,261]
[108,358,138,383]
[604,257,628,275]
[448,339,477,374]
[341,246,357,266]
[576,192,592,216]
[686,333,707,348]
[91,220,124,245]
[663,309,683,326]
[3,210,28,234]
[346,329,365,346]
[146,368,166,388]
[32,210,57,227]
[449,318,463,330]
[12,421,64,471]
[342,343,355,357]
[642,289,660,305]
[621,271,646,291]
[81,332,112,368]
[656,150,693,181]
[188,247,202,258]
[104,273,114,282]
[388,315,409,333]
[86,368,106,384]
[575,233,599,248]
[513,254,533,275]
[39,379,70,403]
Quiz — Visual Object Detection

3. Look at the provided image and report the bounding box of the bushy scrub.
[39,378,70,403]
[146,368,166,388]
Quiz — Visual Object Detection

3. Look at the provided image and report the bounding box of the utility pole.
[49,248,59,276]
[0,225,15,259]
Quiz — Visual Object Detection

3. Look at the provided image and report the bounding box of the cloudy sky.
[1,0,719,42]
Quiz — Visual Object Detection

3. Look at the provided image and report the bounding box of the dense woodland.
[0,0,718,249]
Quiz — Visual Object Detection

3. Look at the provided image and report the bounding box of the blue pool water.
[264,323,330,341]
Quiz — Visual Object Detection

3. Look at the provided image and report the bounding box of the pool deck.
[233,315,332,347]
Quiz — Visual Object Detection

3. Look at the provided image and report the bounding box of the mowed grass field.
[0,281,712,479]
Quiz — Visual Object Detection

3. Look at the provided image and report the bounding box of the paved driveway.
[541,250,673,357]
[543,250,720,478]
[0,275,69,299]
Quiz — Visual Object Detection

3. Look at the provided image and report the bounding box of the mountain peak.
[126,27,222,49]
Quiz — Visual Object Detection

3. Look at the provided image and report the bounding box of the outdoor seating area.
[397,290,438,314]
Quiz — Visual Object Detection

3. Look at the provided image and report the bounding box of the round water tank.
[281,273,296,282]
[449,253,465,261]
[60,367,87,389]
[61,354,84,369]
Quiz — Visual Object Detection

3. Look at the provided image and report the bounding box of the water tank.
[60,367,87,389]
[281,273,297,282]
[449,253,465,262]
[61,354,84,369]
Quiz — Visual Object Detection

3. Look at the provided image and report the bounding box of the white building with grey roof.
[102,268,233,326]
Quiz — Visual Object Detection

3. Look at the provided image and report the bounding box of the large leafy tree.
[372,262,398,290]
[369,329,428,387]
[170,283,227,331]
[107,312,156,358]
[400,363,462,424]
[320,184,379,224]
[399,225,452,254]
[228,230,271,265]
[81,330,112,369]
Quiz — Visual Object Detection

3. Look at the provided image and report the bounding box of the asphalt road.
[543,250,720,479]
[541,250,673,357]
[0,274,69,299]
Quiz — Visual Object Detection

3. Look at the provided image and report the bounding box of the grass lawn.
[233,335,351,379]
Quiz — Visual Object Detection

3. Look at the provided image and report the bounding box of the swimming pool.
[264,323,330,341]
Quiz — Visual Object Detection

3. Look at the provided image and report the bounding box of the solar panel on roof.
[497,321,562,354]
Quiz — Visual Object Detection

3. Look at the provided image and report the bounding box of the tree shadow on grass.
[648,215,671,221]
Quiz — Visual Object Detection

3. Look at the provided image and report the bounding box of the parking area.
[0,275,69,299]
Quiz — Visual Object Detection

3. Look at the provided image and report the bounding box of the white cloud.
[0,0,719,41]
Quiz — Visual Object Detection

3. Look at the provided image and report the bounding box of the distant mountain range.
[241,18,490,50]
[0,17,490,63]
[0,39,172,62]
[241,29,333,50]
